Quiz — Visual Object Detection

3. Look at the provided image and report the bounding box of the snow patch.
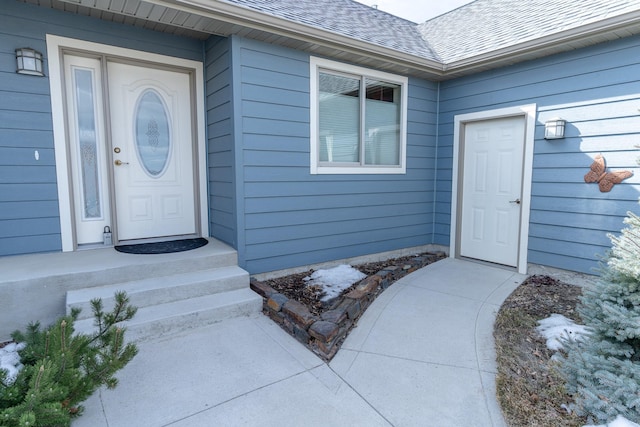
[536,313,589,351]
[584,415,640,427]
[0,342,25,384]
[304,264,366,302]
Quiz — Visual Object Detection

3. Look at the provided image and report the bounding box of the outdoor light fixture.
[15,48,44,76]
[544,118,566,140]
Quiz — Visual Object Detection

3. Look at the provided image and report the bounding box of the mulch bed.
[255,252,446,316]
[250,251,446,360]
[494,274,588,426]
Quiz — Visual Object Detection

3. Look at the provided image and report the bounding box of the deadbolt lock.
[114,147,121,153]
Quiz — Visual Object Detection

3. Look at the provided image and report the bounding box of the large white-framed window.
[310,57,408,174]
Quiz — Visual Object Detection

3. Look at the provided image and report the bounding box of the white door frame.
[450,104,536,274]
[47,35,208,251]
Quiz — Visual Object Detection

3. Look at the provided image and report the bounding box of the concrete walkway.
[73,258,526,427]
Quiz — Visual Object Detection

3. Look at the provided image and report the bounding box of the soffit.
[16,0,640,81]
[19,0,447,79]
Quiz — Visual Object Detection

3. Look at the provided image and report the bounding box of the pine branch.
[0,292,138,426]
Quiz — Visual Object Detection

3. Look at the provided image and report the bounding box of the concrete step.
[73,288,263,341]
[2,238,239,290]
[1,238,253,343]
[67,266,250,320]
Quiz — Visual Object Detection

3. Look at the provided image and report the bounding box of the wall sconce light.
[544,118,566,140]
[15,48,44,76]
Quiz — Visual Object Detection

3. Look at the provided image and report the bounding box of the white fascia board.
[443,9,640,74]
[73,0,640,78]
[147,0,445,75]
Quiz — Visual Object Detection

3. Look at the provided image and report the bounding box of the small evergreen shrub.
[0,292,138,427]
[561,209,640,423]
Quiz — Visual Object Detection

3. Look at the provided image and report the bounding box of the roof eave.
[150,0,446,77]
[442,9,640,78]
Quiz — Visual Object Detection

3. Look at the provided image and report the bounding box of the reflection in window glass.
[365,79,401,166]
[318,72,360,163]
[135,90,171,177]
[74,68,101,219]
[318,72,402,167]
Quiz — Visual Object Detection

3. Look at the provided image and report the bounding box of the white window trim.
[310,56,408,174]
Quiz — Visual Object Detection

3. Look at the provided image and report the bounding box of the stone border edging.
[250,252,446,361]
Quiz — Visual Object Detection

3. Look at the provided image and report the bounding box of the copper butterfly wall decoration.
[584,154,633,193]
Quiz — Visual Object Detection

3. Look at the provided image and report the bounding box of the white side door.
[459,116,525,267]
[108,62,197,241]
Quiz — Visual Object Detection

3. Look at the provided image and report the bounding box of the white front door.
[108,62,197,241]
[50,36,207,251]
[459,116,525,267]
[64,53,198,245]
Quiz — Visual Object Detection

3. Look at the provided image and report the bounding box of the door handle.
[509,198,521,205]
[114,159,129,166]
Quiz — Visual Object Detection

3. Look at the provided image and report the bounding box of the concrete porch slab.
[70,258,531,427]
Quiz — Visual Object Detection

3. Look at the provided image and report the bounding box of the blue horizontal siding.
[245,192,433,213]
[0,201,59,220]
[247,235,432,274]
[441,38,640,102]
[533,150,638,169]
[206,36,237,248]
[529,251,605,275]
[0,166,57,184]
[0,91,51,114]
[529,210,626,234]
[0,218,61,238]
[528,237,609,270]
[535,134,637,155]
[530,223,611,247]
[438,34,640,273]
[0,147,55,165]
[244,179,430,198]
[531,183,639,204]
[0,1,204,257]
[246,214,429,245]
[246,203,431,229]
[243,134,308,152]
[0,130,53,148]
[0,111,52,131]
[0,235,61,257]
[0,183,58,202]
[232,37,438,274]
[246,224,431,259]
[0,71,51,95]
[531,196,638,217]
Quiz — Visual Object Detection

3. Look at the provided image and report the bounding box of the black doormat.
[115,238,208,255]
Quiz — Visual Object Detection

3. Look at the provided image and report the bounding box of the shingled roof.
[222,0,440,61]
[25,0,640,78]
[224,0,640,69]
[419,0,640,64]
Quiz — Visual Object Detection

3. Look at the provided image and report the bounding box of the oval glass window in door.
[134,89,171,177]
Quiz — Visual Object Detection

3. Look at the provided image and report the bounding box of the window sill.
[311,165,406,175]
